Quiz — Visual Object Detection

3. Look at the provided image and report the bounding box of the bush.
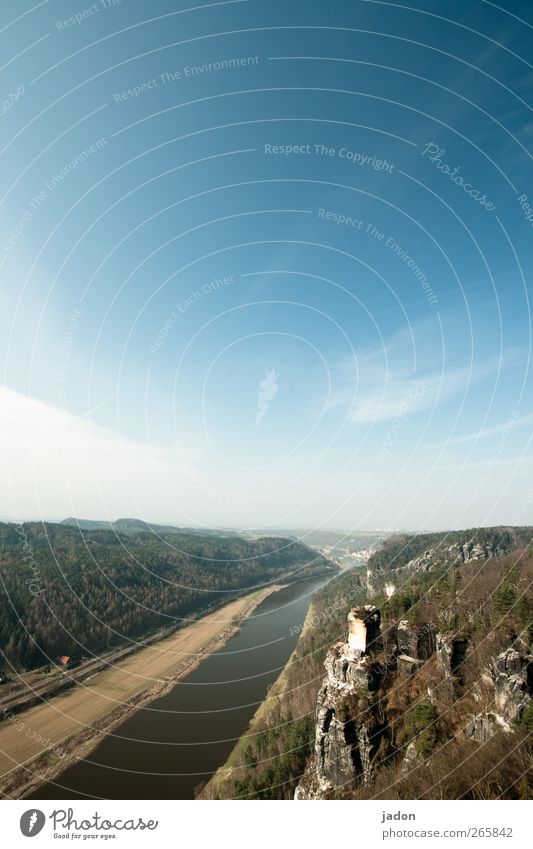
[520,701,533,731]
[404,702,439,755]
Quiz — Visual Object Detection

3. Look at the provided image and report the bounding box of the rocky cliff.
[199,527,532,800]
[296,544,532,800]
[295,606,388,798]
[366,532,513,601]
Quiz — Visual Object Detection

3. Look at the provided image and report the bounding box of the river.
[30,575,329,800]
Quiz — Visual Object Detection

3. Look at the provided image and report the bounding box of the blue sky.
[0,0,532,530]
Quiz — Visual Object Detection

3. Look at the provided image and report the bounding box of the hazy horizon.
[0,512,527,537]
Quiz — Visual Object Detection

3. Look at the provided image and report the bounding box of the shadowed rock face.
[396,620,436,661]
[314,650,386,791]
[417,624,437,660]
[397,620,417,657]
[435,633,470,701]
[316,692,361,786]
[465,713,501,742]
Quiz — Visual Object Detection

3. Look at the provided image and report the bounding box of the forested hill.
[0,521,330,671]
[367,526,532,574]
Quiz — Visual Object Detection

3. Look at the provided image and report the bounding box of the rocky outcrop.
[418,540,506,570]
[296,551,531,801]
[397,619,418,656]
[367,537,510,600]
[395,620,436,661]
[493,648,532,723]
[436,634,468,674]
[435,633,469,701]
[296,607,387,798]
[465,712,503,742]
[461,648,532,743]
[448,540,507,563]
[397,654,423,680]
[401,740,420,772]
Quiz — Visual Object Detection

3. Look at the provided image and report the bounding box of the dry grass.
[0,589,276,783]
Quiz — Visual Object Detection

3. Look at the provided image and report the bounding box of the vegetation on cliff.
[204,526,532,800]
[368,526,531,574]
[201,565,367,799]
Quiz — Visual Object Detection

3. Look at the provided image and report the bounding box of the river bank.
[29,575,329,800]
[199,597,319,799]
[0,586,282,799]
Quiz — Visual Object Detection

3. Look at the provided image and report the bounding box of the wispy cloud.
[329,320,522,425]
[0,385,196,521]
[347,365,469,424]
[420,411,533,453]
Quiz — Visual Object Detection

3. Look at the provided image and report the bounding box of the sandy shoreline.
[0,585,283,799]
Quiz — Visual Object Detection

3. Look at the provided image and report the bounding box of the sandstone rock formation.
[464,712,502,742]
[493,648,531,723]
[366,536,509,601]
[295,606,387,798]
[296,569,530,799]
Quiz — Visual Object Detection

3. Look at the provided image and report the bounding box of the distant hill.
[61,517,226,536]
[61,517,113,531]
